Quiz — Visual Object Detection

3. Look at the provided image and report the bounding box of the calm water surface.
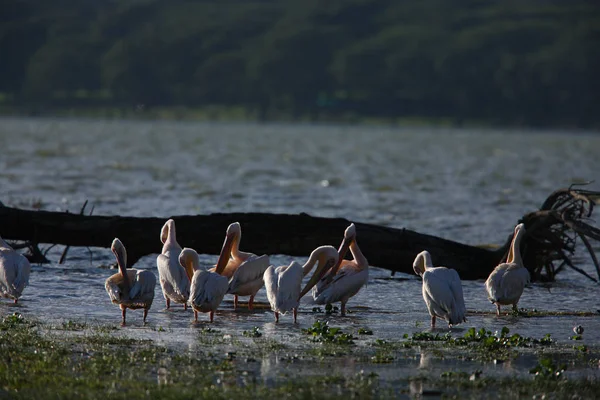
[1,117,599,380]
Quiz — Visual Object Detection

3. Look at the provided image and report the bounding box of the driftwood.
[0,187,598,281]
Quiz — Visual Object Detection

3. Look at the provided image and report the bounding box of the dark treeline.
[1,0,599,127]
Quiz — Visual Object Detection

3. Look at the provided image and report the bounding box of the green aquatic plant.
[441,371,470,379]
[243,327,262,338]
[357,327,373,335]
[302,320,354,344]
[371,349,394,364]
[529,357,567,380]
[403,331,452,341]
[454,327,553,349]
[573,344,588,352]
[1,312,26,330]
[325,304,339,315]
[59,320,87,331]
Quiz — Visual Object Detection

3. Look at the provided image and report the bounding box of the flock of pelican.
[0,221,530,328]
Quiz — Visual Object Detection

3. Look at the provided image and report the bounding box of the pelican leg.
[194,311,198,322]
[184,303,188,311]
[431,315,436,328]
[166,298,171,309]
[234,295,238,310]
[512,304,518,313]
[120,305,127,326]
[143,308,148,324]
[248,295,255,310]
[209,311,214,323]
[275,312,279,323]
[341,302,346,316]
[14,298,18,304]
[496,304,501,316]
[293,308,298,324]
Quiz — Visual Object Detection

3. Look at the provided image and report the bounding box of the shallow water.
[1,117,600,382]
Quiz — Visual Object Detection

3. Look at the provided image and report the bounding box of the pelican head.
[322,223,357,282]
[507,222,527,264]
[179,248,199,281]
[226,222,242,238]
[298,245,339,299]
[514,223,525,234]
[214,222,240,274]
[337,223,356,259]
[111,238,127,270]
[413,250,432,277]
[160,219,176,244]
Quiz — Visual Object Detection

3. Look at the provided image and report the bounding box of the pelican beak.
[179,254,194,281]
[112,246,127,273]
[298,257,336,300]
[328,236,352,281]
[214,232,235,275]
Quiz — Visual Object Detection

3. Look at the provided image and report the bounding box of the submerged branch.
[0,186,598,282]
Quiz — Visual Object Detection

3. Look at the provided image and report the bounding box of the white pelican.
[264,245,339,323]
[179,248,228,322]
[105,238,156,325]
[210,222,269,310]
[485,223,530,315]
[0,235,31,303]
[156,219,189,309]
[307,224,369,316]
[412,250,467,328]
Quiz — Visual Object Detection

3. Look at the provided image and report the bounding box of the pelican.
[264,245,338,323]
[156,219,189,309]
[0,235,31,303]
[179,248,228,322]
[412,250,467,328]
[105,238,156,325]
[210,222,269,310]
[485,223,530,315]
[308,224,369,316]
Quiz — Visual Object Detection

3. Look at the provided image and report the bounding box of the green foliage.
[357,327,373,335]
[529,357,567,380]
[242,327,262,338]
[403,326,554,355]
[0,0,598,126]
[1,312,26,330]
[325,304,339,314]
[302,320,355,344]
[403,331,452,341]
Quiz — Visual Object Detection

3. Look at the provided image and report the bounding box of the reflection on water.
[1,117,600,382]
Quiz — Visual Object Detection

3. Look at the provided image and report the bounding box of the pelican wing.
[485,264,509,302]
[228,254,270,293]
[487,263,530,304]
[0,250,31,299]
[157,254,189,302]
[422,267,458,320]
[12,254,31,292]
[313,266,368,305]
[129,269,157,303]
[190,271,228,312]
[266,262,302,313]
[263,266,279,309]
[444,268,467,324]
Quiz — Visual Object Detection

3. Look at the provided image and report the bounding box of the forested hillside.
[1,0,598,127]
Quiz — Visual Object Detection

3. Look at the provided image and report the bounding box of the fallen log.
[0,186,598,281]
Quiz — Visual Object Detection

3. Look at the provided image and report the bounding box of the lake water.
[1,117,599,381]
